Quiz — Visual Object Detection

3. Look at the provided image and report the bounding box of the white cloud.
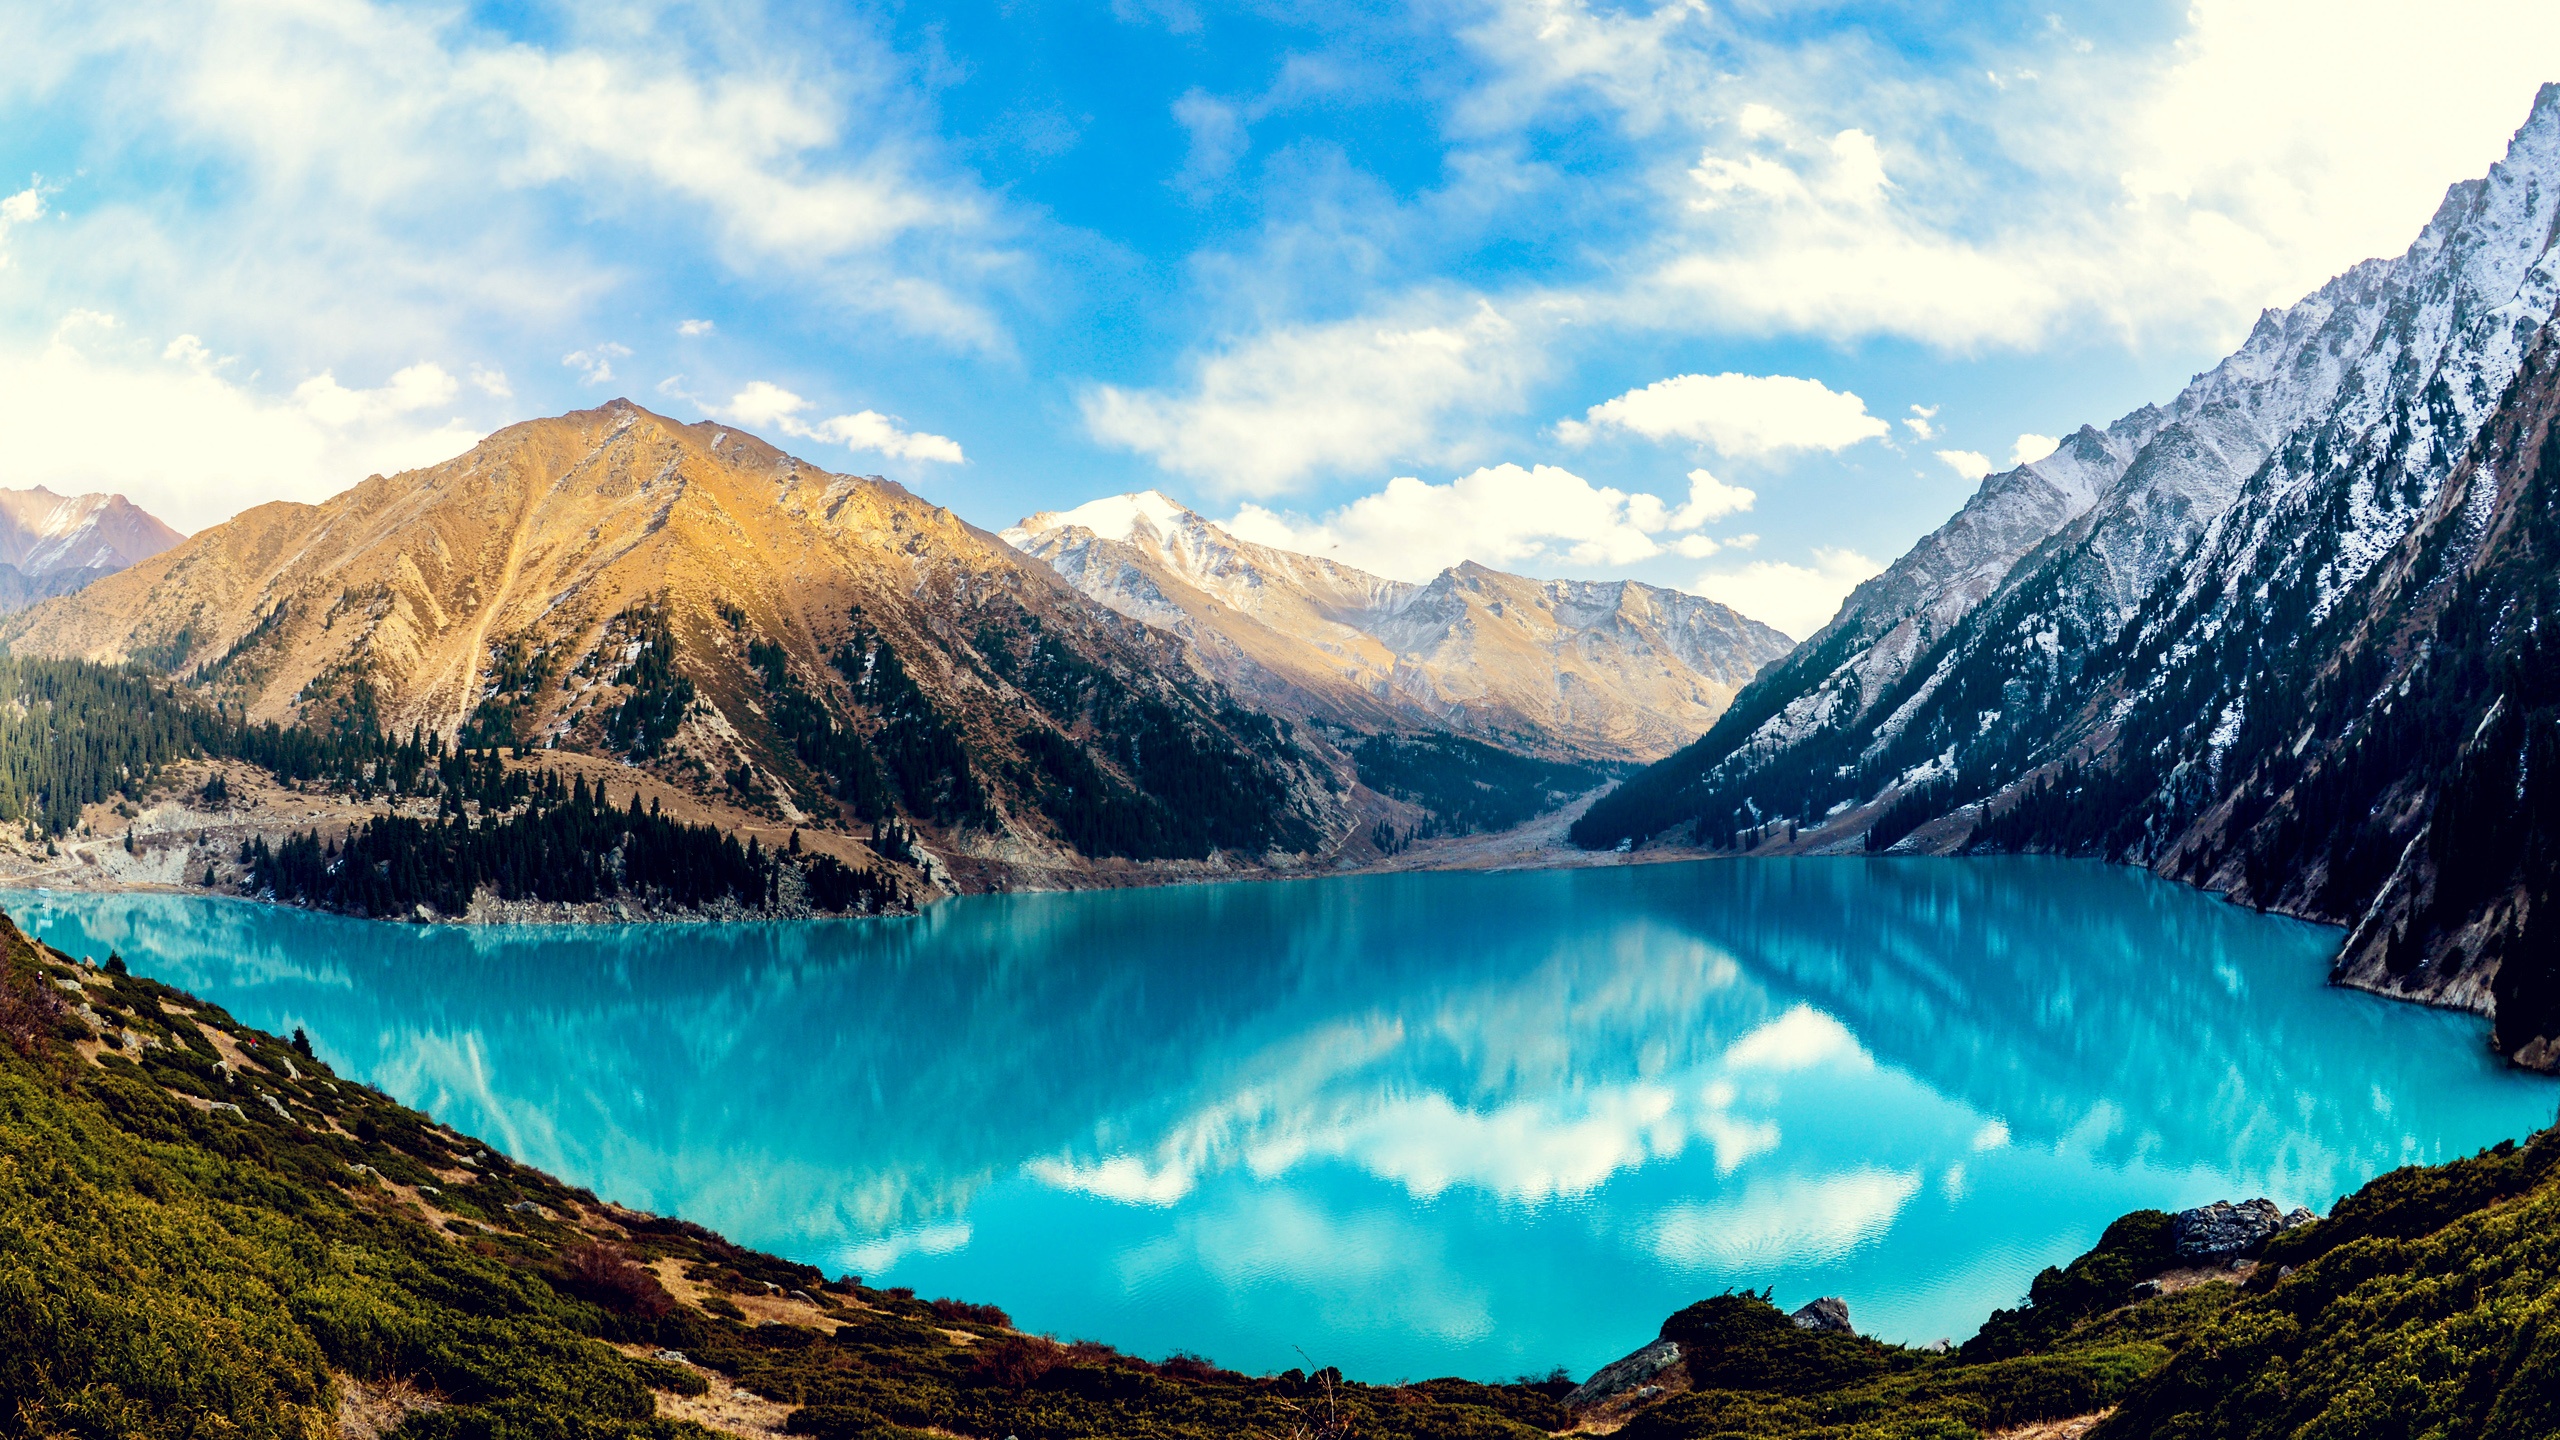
[468,366,511,398]
[807,410,965,464]
[1473,1,2560,351]
[716,381,964,464]
[2009,432,2059,465]
[293,362,461,426]
[1083,300,1537,495]
[1658,469,1754,524]
[0,185,42,266]
[1691,546,1884,638]
[562,344,629,386]
[677,318,716,337]
[1558,372,1888,455]
[1935,449,1992,481]
[1903,403,1938,440]
[1226,461,1741,580]
[0,318,485,530]
[0,0,1013,386]
[1172,88,1250,191]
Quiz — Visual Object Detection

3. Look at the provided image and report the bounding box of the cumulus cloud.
[294,362,462,425]
[1903,404,1938,440]
[562,344,629,385]
[1083,300,1536,495]
[0,185,42,266]
[0,0,1013,390]
[1933,436,2052,479]
[1225,462,1746,580]
[0,316,484,530]
[1476,1,2560,352]
[1691,546,1884,638]
[717,381,964,464]
[1628,469,1755,527]
[1935,449,1992,481]
[677,318,716,337]
[1558,372,1888,454]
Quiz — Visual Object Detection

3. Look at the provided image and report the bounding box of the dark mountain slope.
[1569,88,2560,1066]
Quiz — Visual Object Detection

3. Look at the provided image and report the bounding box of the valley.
[12,5,2560,1437]
[0,404,1777,924]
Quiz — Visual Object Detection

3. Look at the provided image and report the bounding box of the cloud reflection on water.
[5,857,2552,1381]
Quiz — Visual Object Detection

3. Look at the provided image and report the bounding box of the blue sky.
[0,1,2553,636]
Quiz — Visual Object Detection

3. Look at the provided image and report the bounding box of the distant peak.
[1010,490,1202,545]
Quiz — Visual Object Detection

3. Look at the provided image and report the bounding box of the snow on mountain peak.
[1004,490,1198,548]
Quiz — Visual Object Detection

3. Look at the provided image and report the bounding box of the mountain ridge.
[1573,83,2560,1065]
[2,402,1345,886]
[1005,490,1794,762]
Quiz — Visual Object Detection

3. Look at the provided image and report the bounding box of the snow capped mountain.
[0,487,183,610]
[1005,493,1792,761]
[1576,85,2560,1063]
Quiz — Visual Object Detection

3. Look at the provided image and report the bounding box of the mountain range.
[1,404,1343,887]
[1576,84,2560,1067]
[1003,491,1792,762]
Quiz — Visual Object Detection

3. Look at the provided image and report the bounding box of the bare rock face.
[1789,1296,1855,1334]
[1005,491,1794,762]
[1562,1337,1682,1410]
[2172,1198,2318,1260]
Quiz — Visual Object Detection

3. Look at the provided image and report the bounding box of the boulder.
[1790,1297,1854,1334]
[2172,1198,2315,1260]
[1563,1338,1682,1410]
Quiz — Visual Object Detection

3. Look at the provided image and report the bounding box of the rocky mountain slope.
[3,403,1340,884]
[1574,86,2560,1062]
[0,486,183,611]
[1006,491,1793,762]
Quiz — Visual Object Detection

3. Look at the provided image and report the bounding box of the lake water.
[8,858,2553,1383]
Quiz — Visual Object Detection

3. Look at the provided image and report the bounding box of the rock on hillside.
[0,486,184,612]
[1006,491,1793,762]
[4,402,1339,881]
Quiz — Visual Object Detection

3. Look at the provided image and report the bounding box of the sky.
[0,3,2553,638]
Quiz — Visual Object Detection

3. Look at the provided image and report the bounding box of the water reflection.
[8,857,2550,1382]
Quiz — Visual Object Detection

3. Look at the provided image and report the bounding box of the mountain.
[0,486,184,611]
[1574,87,2560,1062]
[2,402,1340,881]
[1004,491,1794,762]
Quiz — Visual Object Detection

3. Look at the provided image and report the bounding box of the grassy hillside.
[6,896,2560,1437]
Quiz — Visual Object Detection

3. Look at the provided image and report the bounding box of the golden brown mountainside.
[1005,491,1795,762]
[4,401,1340,881]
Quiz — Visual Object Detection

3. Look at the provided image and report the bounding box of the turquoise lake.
[8,858,2554,1383]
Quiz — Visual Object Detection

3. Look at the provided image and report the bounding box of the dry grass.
[1987,1412,2111,1440]
[334,1373,444,1440]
